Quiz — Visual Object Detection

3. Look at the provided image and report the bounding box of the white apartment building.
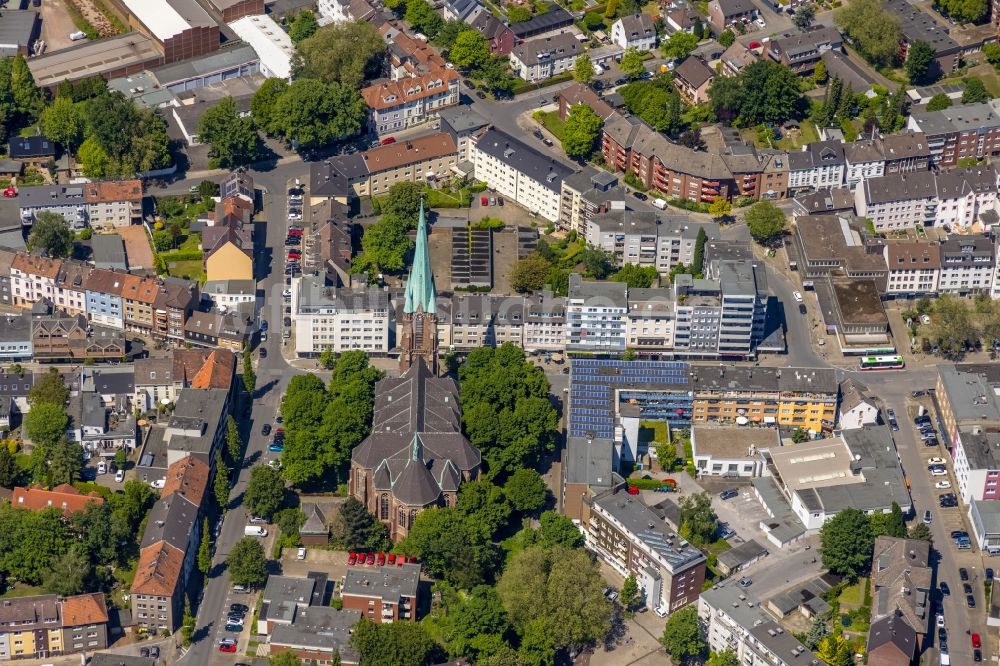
[938,234,995,293]
[951,429,1000,504]
[202,279,256,311]
[10,254,61,307]
[699,582,823,666]
[292,276,391,355]
[585,211,717,275]
[361,69,460,135]
[509,32,583,81]
[844,138,885,187]
[85,180,143,229]
[53,262,89,316]
[438,106,490,162]
[610,14,657,51]
[786,140,845,192]
[565,274,627,352]
[625,290,675,352]
[523,293,566,352]
[934,167,998,230]
[882,241,940,295]
[472,129,573,223]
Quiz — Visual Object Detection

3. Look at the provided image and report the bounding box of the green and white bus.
[859,355,905,371]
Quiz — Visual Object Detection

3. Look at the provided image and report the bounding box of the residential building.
[17,185,89,230]
[610,14,657,51]
[869,536,930,654]
[292,276,391,355]
[586,488,706,612]
[845,138,886,187]
[361,69,460,135]
[935,363,1000,449]
[183,309,251,351]
[884,0,961,76]
[257,575,318,634]
[109,0,220,63]
[8,135,55,168]
[691,426,777,477]
[449,294,524,350]
[0,313,32,360]
[882,240,940,295]
[380,24,448,78]
[509,32,583,81]
[907,101,1000,167]
[934,166,999,230]
[699,581,822,666]
[763,425,912,531]
[789,214,889,287]
[786,140,846,192]
[602,112,734,202]
[881,131,931,174]
[557,83,616,122]
[558,166,626,234]
[134,348,235,412]
[689,365,838,433]
[584,210,717,274]
[67,391,138,456]
[952,429,1000,503]
[707,0,756,30]
[719,41,759,76]
[84,179,143,229]
[792,187,854,216]
[855,171,937,232]
[201,279,256,311]
[442,0,480,21]
[437,106,489,162]
[523,292,566,352]
[341,563,421,623]
[938,233,995,294]
[566,274,627,352]
[673,56,714,105]
[83,268,126,330]
[868,613,919,666]
[766,26,842,73]
[364,133,458,197]
[204,224,253,283]
[472,128,573,223]
[11,483,105,516]
[469,11,516,55]
[269,608,361,665]
[0,593,109,660]
[31,312,126,362]
[665,2,699,34]
[318,0,376,22]
[838,378,879,429]
[624,287,675,353]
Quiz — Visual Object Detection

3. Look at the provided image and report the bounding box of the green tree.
[662,32,699,60]
[539,511,584,548]
[986,42,1000,69]
[908,522,933,541]
[678,492,718,546]
[250,78,289,134]
[930,294,979,356]
[197,96,259,168]
[406,0,444,37]
[708,198,731,221]
[197,517,212,575]
[40,96,84,153]
[288,9,319,43]
[573,55,595,83]
[802,612,830,650]
[293,21,386,88]
[76,136,111,178]
[510,253,553,293]
[612,263,659,288]
[439,584,511,660]
[318,348,336,370]
[507,5,531,22]
[583,11,605,30]
[0,446,19,488]
[820,508,874,580]
[434,20,467,48]
[708,652,740,666]
[399,508,498,587]
[380,181,425,224]
[621,573,640,609]
[228,537,267,588]
[450,30,491,70]
[245,464,286,520]
[113,447,127,471]
[710,59,804,126]
[350,619,439,666]
[355,218,413,274]
[660,606,706,664]
[937,0,987,22]
[275,507,306,547]
[503,468,549,513]
[869,501,907,539]
[717,30,735,48]
[329,497,390,552]
[181,600,196,646]
[47,440,83,485]
[269,652,302,666]
[29,369,68,408]
[25,402,69,449]
[457,479,513,540]
[214,451,230,510]
[692,226,707,275]
[243,346,256,394]
[745,200,786,247]
[226,415,242,462]
[27,211,73,258]
[620,46,645,79]
[834,0,901,68]
[962,77,991,103]
[10,55,43,122]
[813,59,827,84]
[42,544,91,596]
[270,79,366,149]
[562,104,603,158]
[792,5,815,30]
[905,40,937,86]
[82,92,170,176]
[0,505,70,584]
[817,634,852,666]
[582,247,614,279]
[926,92,953,111]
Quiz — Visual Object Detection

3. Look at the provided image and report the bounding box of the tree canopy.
[708,60,805,126]
[228,537,268,587]
[661,606,706,664]
[329,497,390,552]
[820,508,874,580]
[905,41,937,86]
[458,344,558,476]
[27,212,74,258]
[926,93,953,111]
[264,79,367,150]
[80,91,171,177]
[962,77,991,103]
[620,78,686,135]
[398,507,499,588]
[835,0,902,68]
[351,619,440,666]
[503,469,549,513]
[662,32,698,60]
[510,253,555,293]
[450,30,491,70]
[40,96,84,154]
[573,55,595,83]
[562,104,603,158]
[0,55,43,145]
[678,492,718,546]
[936,0,988,22]
[244,465,286,520]
[745,200,786,247]
[288,9,319,43]
[612,263,659,288]
[293,21,386,88]
[620,46,645,79]
[197,96,259,168]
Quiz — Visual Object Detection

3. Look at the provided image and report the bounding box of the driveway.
[119,225,155,270]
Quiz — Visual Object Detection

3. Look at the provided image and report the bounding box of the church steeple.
[404,199,436,315]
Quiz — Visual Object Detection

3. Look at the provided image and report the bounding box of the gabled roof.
[867,612,917,660]
[674,56,714,89]
[361,68,458,111]
[712,0,755,17]
[61,592,109,627]
[12,253,62,279]
[9,135,55,159]
[189,349,236,389]
[11,484,104,516]
[161,453,210,507]
[131,541,185,597]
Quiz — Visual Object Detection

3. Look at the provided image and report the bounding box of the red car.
[1,187,15,198]
[287,250,301,258]
[365,552,375,565]
[219,641,237,653]
[973,633,982,649]
[381,136,396,145]
[348,551,358,565]
[481,196,488,206]
[288,227,303,237]
[388,553,396,564]
[627,485,640,495]
[377,552,386,565]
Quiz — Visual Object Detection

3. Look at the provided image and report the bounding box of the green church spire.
[403,198,436,315]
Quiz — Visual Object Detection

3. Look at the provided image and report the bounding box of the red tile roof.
[161,454,210,508]
[131,541,185,597]
[11,484,104,516]
[361,68,459,110]
[60,592,109,627]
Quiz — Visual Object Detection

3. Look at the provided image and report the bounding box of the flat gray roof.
[152,43,259,86]
[0,9,39,53]
[90,234,128,270]
[568,272,627,308]
[716,538,768,572]
[28,33,162,88]
[342,563,420,600]
[938,364,1000,425]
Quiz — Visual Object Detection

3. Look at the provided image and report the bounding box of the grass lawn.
[838,578,867,611]
[1,584,45,599]
[167,260,205,282]
[533,110,566,142]
[706,538,733,556]
[775,120,819,151]
[639,421,668,446]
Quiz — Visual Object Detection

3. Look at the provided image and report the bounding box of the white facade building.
[938,234,995,293]
[472,129,572,223]
[228,15,294,80]
[292,276,391,355]
[610,14,657,51]
[882,241,940,296]
[786,140,845,191]
[565,274,627,352]
[509,33,583,81]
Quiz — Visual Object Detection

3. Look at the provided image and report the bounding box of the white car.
[936,614,945,628]
[653,606,668,618]
[755,18,766,28]
[115,469,125,483]
[935,481,951,489]
[930,468,947,477]
[69,31,87,41]
[97,461,107,474]
[928,457,947,466]
[792,291,804,302]
[921,314,931,325]
[150,479,165,489]
[297,547,307,560]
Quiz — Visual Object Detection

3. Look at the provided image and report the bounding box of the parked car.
[381,136,396,145]
[481,197,488,206]
[720,489,739,500]
[298,547,307,560]
[219,641,237,653]
[961,568,970,581]
[738,577,752,587]
[967,594,976,608]
[792,291,803,302]
[97,461,107,474]
[230,604,249,615]
[923,510,932,524]
[489,197,496,206]
[261,424,271,436]
[964,583,973,595]
[935,481,951,489]
[268,442,284,453]
[940,582,950,595]
[928,457,946,465]
[653,606,667,618]
[115,469,125,483]
[225,623,243,632]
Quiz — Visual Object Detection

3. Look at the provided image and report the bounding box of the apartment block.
[907,101,1000,167]
[610,14,656,51]
[0,593,109,660]
[952,429,1000,504]
[292,276,391,356]
[786,140,845,192]
[938,233,995,294]
[586,488,706,612]
[472,128,573,223]
[509,32,583,81]
[766,26,842,73]
[566,274,627,352]
[361,68,460,135]
[585,210,717,275]
[449,294,524,350]
[935,363,1000,449]
[882,240,940,295]
[341,563,421,623]
[559,166,627,234]
[523,292,566,352]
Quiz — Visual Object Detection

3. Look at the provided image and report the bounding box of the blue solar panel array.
[568,359,693,439]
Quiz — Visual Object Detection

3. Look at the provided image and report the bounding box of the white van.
[652,198,668,210]
[69,31,87,41]
[244,525,268,537]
